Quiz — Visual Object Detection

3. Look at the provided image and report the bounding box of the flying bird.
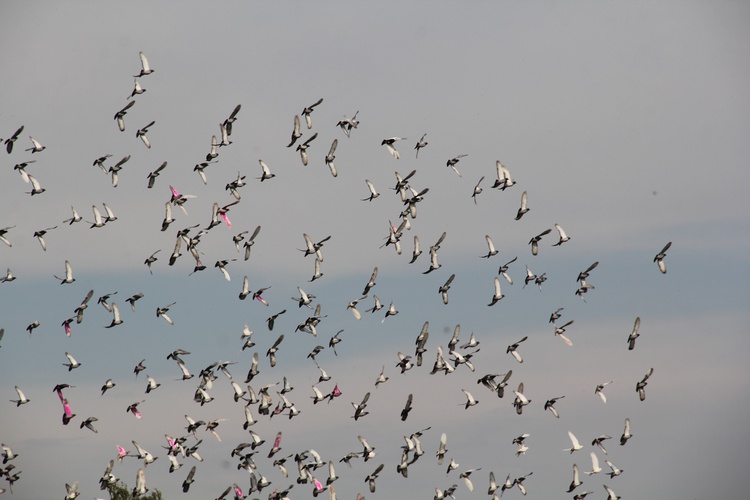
[654,241,672,274]
[636,367,654,401]
[627,316,641,350]
[25,136,46,153]
[552,223,571,246]
[414,133,428,158]
[296,132,318,166]
[528,228,551,256]
[515,191,530,220]
[381,137,406,159]
[471,176,484,203]
[54,260,75,284]
[114,100,135,131]
[3,125,24,153]
[136,120,155,148]
[302,98,323,128]
[134,51,155,77]
[446,154,467,177]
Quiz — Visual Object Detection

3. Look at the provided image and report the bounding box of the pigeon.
[654,241,672,274]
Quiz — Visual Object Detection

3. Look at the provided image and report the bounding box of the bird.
[302,98,323,128]
[1,268,16,283]
[515,191,530,220]
[325,139,338,177]
[506,336,528,363]
[636,367,654,401]
[134,51,154,77]
[105,303,123,328]
[27,174,47,196]
[471,176,484,203]
[80,416,98,433]
[100,379,116,395]
[0,226,14,247]
[128,78,146,99]
[114,100,135,131]
[336,111,359,137]
[223,103,241,135]
[554,319,575,346]
[136,120,155,148]
[26,320,40,335]
[361,179,379,201]
[567,463,582,492]
[461,389,478,409]
[147,161,167,188]
[347,295,368,320]
[287,115,302,147]
[498,256,517,284]
[257,159,275,181]
[3,125,24,153]
[605,459,623,478]
[25,136,46,153]
[381,137,406,159]
[603,484,621,500]
[182,466,196,493]
[654,241,672,274]
[14,160,36,184]
[446,154,467,176]
[54,260,75,284]
[296,132,318,166]
[63,352,82,371]
[145,374,160,393]
[577,261,599,282]
[400,394,414,421]
[439,274,455,304]
[423,246,441,274]
[565,431,584,453]
[620,417,632,445]
[552,223,571,246]
[488,277,505,306]
[492,160,515,189]
[10,386,30,406]
[627,316,641,350]
[156,302,176,325]
[33,226,57,251]
[63,205,82,225]
[543,395,564,418]
[481,235,499,258]
[529,228,551,255]
[595,380,614,403]
[126,292,144,311]
[414,133,428,157]
[144,250,160,273]
[585,451,603,475]
[522,266,540,289]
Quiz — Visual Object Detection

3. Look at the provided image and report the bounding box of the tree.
[106,480,163,500]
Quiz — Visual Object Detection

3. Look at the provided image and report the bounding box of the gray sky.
[1,1,749,498]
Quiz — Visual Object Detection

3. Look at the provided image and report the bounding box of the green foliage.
[107,480,163,500]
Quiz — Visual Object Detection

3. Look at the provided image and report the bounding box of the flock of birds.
[1,51,674,499]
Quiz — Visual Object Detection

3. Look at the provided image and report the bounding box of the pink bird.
[127,400,145,419]
[233,484,244,499]
[253,286,271,306]
[61,318,73,336]
[219,201,239,227]
[62,398,75,425]
[117,445,130,462]
[268,431,282,458]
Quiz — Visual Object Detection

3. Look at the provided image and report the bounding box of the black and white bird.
[446,154,467,177]
[134,51,155,77]
[302,98,323,129]
[627,316,641,350]
[136,121,155,148]
[552,223,570,246]
[54,260,75,284]
[654,241,672,274]
[414,133,428,158]
[381,137,406,159]
[636,367,654,401]
[515,191,530,220]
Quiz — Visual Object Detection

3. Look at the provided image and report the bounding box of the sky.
[1,1,749,498]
